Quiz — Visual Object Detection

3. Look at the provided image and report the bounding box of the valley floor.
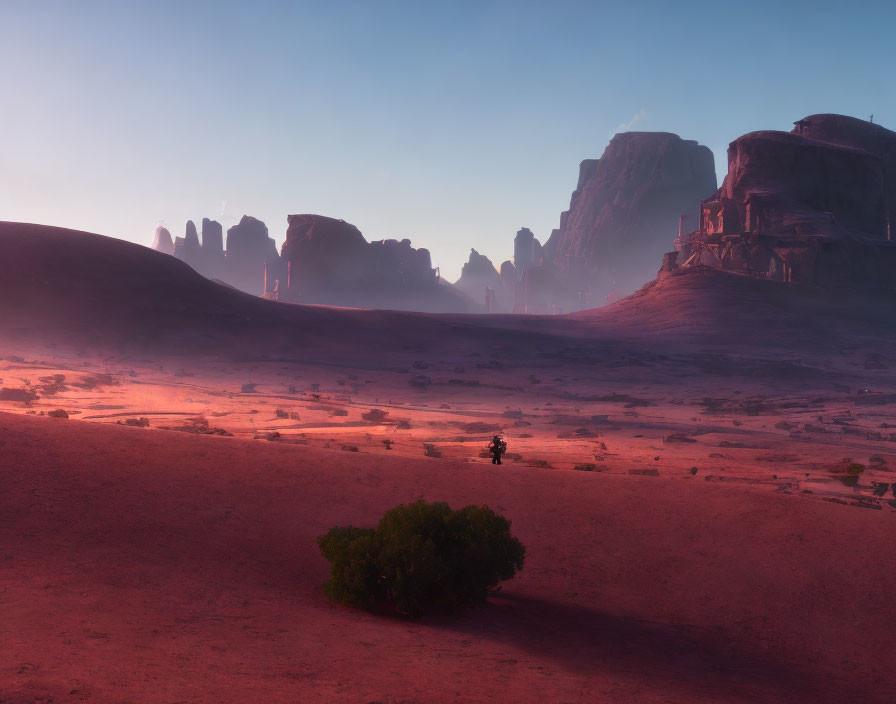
[1,405,895,702]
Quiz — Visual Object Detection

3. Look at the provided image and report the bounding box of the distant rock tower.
[151,226,175,255]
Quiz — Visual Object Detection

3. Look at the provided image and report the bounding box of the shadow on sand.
[421,591,875,704]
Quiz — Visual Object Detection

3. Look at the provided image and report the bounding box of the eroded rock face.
[504,132,715,312]
[281,215,369,289]
[796,114,896,235]
[151,226,175,255]
[174,220,203,269]
[670,114,896,291]
[454,249,506,311]
[707,131,886,239]
[200,218,225,280]
[513,228,543,275]
[153,216,276,294]
[223,216,280,294]
[201,219,223,256]
[280,214,471,312]
[543,132,717,303]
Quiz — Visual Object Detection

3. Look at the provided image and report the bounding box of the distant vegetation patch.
[361,409,389,423]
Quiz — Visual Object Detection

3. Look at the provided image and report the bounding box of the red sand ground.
[2,411,895,703]
[2,223,896,702]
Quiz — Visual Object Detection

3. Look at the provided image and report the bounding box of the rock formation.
[454,249,507,311]
[151,226,175,255]
[152,215,279,295]
[279,214,470,312]
[224,216,281,294]
[666,114,896,290]
[200,218,225,280]
[174,220,203,270]
[537,132,717,309]
[513,228,543,275]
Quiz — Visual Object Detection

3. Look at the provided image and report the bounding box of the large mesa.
[278,214,471,312]
[666,114,896,290]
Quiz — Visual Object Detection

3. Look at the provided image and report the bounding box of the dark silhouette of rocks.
[513,228,543,275]
[151,226,174,255]
[151,213,469,310]
[454,248,507,311]
[667,114,896,290]
[279,214,471,312]
[152,215,279,295]
[225,216,281,294]
[174,220,202,269]
[797,114,896,230]
[201,218,225,280]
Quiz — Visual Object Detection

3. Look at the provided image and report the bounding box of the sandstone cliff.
[279,214,471,312]
[543,132,717,304]
[668,114,896,290]
[454,248,506,311]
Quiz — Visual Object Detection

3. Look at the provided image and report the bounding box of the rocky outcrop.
[542,132,717,306]
[501,133,715,313]
[224,216,281,294]
[796,114,896,235]
[200,218,225,280]
[201,218,224,255]
[669,114,896,291]
[174,220,203,269]
[151,226,175,255]
[280,214,470,312]
[513,228,543,275]
[153,215,278,295]
[454,249,506,311]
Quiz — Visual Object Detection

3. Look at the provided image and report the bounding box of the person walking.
[488,435,506,465]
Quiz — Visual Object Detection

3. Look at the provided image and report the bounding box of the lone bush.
[318,500,525,617]
[846,462,866,476]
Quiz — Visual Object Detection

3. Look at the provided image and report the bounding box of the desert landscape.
[3,5,896,700]
[1,217,895,702]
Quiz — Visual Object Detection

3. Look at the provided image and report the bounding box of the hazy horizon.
[2,0,893,280]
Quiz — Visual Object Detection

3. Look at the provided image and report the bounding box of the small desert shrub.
[331,409,349,417]
[573,463,596,472]
[317,500,525,617]
[423,443,442,458]
[362,409,389,423]
[341,444,359,452]
[275,409,289,419]
[47,409,69,419]
[846,462,866,476]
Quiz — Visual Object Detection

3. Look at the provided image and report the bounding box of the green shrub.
[317,500,525,617]
[846,462,866,476]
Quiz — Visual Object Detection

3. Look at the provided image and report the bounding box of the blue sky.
[1,0,893,279]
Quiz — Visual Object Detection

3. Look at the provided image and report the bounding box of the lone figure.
[488,435,507,465]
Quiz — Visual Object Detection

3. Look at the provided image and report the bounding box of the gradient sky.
[2,0,893,280]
